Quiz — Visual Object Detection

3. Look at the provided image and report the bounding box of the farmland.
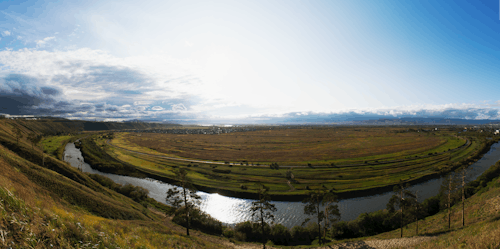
[115,127,457,165]
[86,126,498,199]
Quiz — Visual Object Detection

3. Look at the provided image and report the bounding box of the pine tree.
[303,189,338,244]
[165,168,201,236]
[387,182,415,237]
[251,184,277,249]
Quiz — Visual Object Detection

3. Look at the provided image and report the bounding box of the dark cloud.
[105,106,119,112]
[40,86,60,96]
[0,74,62,115]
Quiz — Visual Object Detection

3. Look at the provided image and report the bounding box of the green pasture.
[41,135,73,159]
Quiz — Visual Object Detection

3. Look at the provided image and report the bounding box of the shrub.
[290,226,311,245]
[234,221,270,242]
[223,228,235,238]
[270,224,291,245]
[172,207,223,235]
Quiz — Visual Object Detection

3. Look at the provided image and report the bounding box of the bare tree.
[251,184,277,249]
[440,173,459,230]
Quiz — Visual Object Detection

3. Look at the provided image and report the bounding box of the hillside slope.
[0,119,228,248]
[324,166,500,249]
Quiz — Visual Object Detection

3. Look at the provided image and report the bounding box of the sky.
[0,0,500,124]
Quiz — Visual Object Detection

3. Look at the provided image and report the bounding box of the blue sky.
[0,0,500,123]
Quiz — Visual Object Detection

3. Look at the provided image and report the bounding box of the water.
[64,142,500,228]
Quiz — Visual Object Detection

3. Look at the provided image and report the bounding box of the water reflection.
[64,142,500,228]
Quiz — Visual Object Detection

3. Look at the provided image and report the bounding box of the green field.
[41,135,74,159]
[81,127,498,198]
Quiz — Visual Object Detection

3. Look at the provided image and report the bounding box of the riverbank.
[64,136,500,232]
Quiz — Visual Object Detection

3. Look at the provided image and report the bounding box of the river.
[63,142,500,228]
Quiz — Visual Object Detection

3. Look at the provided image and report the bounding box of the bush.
[172,207,223,235]
[270,224,291,245]
[88,174,149,203]
[290,226,311,245]
[223,228,235,238]
[234,221,270,242]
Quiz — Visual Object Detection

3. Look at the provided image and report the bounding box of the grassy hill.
[0,117,180,135]
[0,119,227,248]
[367,171,500,248]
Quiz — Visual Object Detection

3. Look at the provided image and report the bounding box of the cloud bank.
[0,48,200,121]
[1,48,500,124]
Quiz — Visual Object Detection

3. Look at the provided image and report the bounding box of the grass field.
[91,127,495,197]
[41,135,74,159]
[119,127,452,165]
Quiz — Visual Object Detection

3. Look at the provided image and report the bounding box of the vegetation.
[120,127,454,165]
[165,168,201,236]
[4,118,500,248]
[95,127,499,198]
[78,136,144,176]
[41,135,74,159]
[250,184,277,249]
[302,190,340,245]
[0,120,226,248]
[386,182,417,237]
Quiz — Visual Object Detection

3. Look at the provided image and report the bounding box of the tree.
[165,168,201,236]
[440,173,460,230]
[460,167,469,227]
[386,182,415,238]
[322,192,341,241]
[251,184,277,249]
[14,126,23,145]
[412,190,422,235]
[302,189,334,245]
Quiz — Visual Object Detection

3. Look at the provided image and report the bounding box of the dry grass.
[0,140,229,248]
[365,177,500,249]
[120,128,450,165]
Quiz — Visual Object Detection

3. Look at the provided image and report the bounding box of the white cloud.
[35,36,56,48]
[151,106,164,111]
[2,31,10,36]
[172,103,187,111]
[16,36,22,40]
